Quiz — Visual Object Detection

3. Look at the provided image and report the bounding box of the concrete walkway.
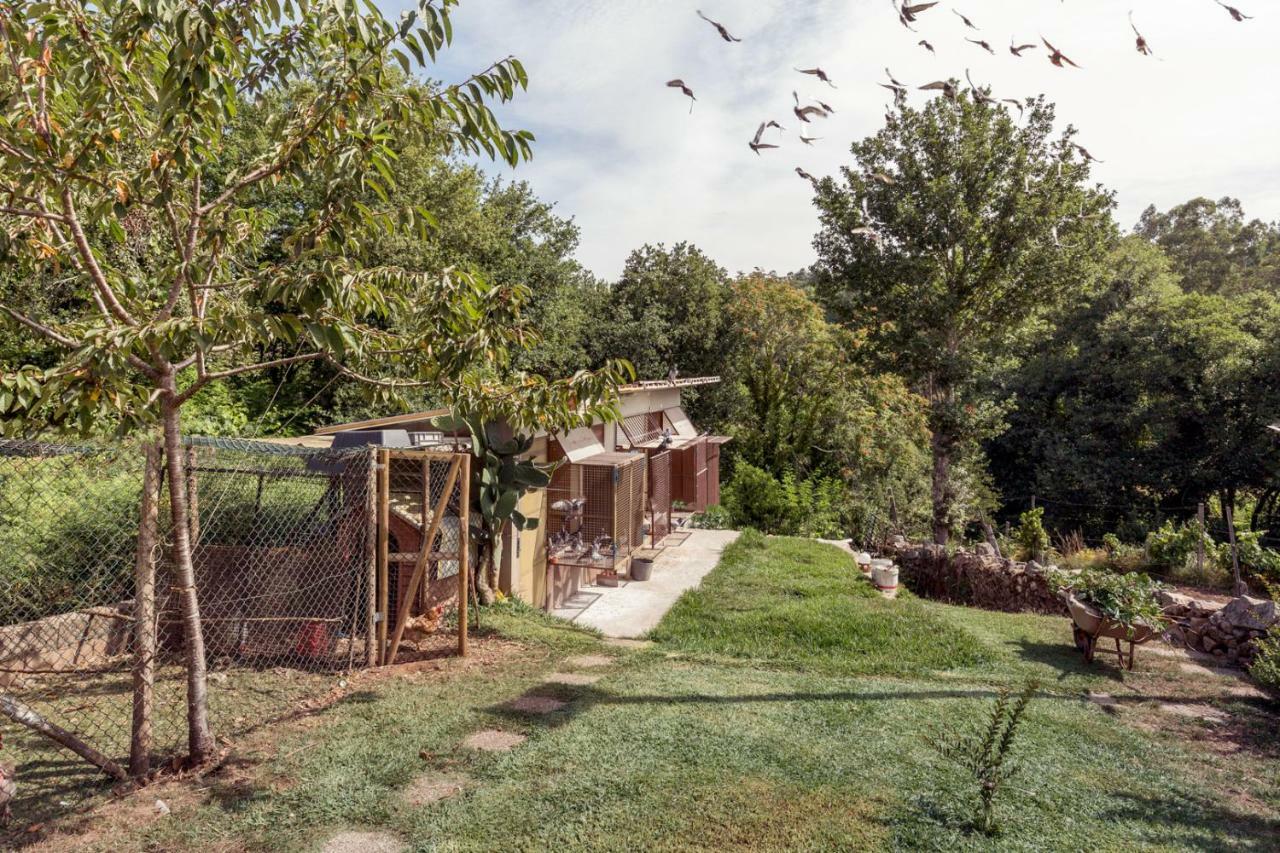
[552,529,739,638]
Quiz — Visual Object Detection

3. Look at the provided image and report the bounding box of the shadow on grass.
[1011,639,1126,682]
[1104,789,1280,851]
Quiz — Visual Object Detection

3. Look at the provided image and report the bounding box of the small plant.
[690,504,733,530]
[1048,568,1166,637]
[925,680,1039,836]
[1014,507,1050,563]
[1101,533,1122,556]
[1249,632,1280,697]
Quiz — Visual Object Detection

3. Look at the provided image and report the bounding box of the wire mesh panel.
[546,451,647,579]
[379,449,469,666]
[649,450,672,546]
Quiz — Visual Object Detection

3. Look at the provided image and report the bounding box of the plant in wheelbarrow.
[1048,569,1166,669]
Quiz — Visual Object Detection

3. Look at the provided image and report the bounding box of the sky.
[381,0,1280,280]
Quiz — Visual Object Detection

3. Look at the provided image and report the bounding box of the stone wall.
[884,537,1067,615]
[1160,592,1277,666]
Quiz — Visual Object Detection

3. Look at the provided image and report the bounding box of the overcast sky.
[382,0,1279,280]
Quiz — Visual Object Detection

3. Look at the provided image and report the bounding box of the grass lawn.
[18,535,1280,851]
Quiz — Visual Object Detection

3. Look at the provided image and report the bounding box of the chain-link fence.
[0,437,469,837]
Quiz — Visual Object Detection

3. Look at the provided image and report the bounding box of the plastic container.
[630,557,655,581]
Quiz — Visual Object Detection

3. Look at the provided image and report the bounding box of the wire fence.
[0,437,469,837]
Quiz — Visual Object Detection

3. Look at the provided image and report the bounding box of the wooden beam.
[385,455,462,665]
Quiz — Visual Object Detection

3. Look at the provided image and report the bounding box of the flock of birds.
[666,1,1255,202]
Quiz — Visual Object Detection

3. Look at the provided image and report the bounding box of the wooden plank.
[130,441,161,778]
[376,449,390,664]
[385,455,463,664]
[458,454,470,657]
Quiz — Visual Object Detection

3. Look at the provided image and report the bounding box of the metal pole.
[376,449,390,664]
[458,453,470,657]
[363,447,378,668]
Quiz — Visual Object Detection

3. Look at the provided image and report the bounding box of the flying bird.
[749,122,780,155]
[796,167,820,189]
[967,37,995,54]
[666,79,696,112]
[918,39,936,54]
[900,2,939,23]
[799,133,822,145]
[1010,39,1037,56]
[1130,13,1153,55]
[793,91,830,123]
[796,67,837,88]
[1070,142,1103,162]
[953,9,978,29]
[919,79,959,100]
[696,10,741,42]
[1214,1,1252,21]
[966,69,996,106]
[1042,38,1080,68]
[1002,98,1025,118]
[871,171,897,186]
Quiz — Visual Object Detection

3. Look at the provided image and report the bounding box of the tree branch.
[59,188,136,326]
[0,304,76,347]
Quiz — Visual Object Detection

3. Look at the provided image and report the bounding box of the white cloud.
[385,0,1280,279]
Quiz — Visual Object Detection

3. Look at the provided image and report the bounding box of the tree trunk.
[160,395,215,764]
[475,544,496,606]
[130,441,162,777]
[1,693,127,781]
[930,427,953,546]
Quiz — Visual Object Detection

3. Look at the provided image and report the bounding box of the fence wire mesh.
[0,437,468,837]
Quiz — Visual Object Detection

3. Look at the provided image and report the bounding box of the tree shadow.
[1010,639,1126,682]
[1104,789,1280,851]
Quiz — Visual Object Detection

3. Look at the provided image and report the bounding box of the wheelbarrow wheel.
[1073,625,1089,652]
[1082,633,1096,663]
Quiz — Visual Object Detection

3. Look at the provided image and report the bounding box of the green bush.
[1250,632,1280,696]
[689,504,733,530]
[720,462,848,539]
[1014,507,1050,562]
[1049,568,1166,634]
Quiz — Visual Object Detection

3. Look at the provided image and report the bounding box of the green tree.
[0,0,624,763]
[1136,197,1280,296]
[813,93,1114,544]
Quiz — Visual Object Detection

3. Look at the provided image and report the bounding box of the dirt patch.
[603,638,652,650]
[565,654,614,668]
[1159,702,1231,724]
[510,695,569,715]
[462,730,526,752]
[402,772,466,807]
[320,830,406,853]
[1087,691,1120,713]
[544,672,601,686]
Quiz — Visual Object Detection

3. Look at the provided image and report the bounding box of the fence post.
[458,453,470,658]
[184,445,200,545]
[1196,502,1206,577]
[130,441,162,778]
[364,448,378,668]
[1225,503,1246,596]
[376,449,390,665]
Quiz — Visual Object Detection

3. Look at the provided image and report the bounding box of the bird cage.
[546,451,647,577]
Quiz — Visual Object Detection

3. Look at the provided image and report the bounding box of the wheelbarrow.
[1066,594,1161,671]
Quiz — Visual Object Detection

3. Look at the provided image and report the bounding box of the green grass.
[21,537,1280,852]
[650,532,992,676]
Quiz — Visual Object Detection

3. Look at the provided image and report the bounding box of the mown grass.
[24,537,1280,852]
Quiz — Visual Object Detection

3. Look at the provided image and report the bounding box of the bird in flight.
[899,2,939,26]
[953,9,979,29]
[796,67,837,88]
[792,92,829,123]
[967,37,995,54]
[919,79,959,100]
[1042,38,1081,68]
[1129,13,1153,55]
[799,133,822,146]
[696,10,741,42]
[1010,39,1037,56]
[918,39,935,54]
[796,167,820,189]
[1070,142,1103,162]
[1003,98,1025,118]
[966,69,996,106]
[871,171,897,186]
[666,79,696,112]
[1214,1,1252,21]
[749,122,780,155]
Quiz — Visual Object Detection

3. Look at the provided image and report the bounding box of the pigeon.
[967,37,995,54]
[796,67,837,88]
[799,133,822,145]
[1214,1,1252,21]
[1002,98,1025,118]
[871,171,897,186]
[668,366,679,382]
[796,167,820,189]
[792,91,829,123]
[953,9,978,29]
[1042,38,1080,68]
[1010,39,1037,56]
[966,69,996,106]
[1070,142,1103,162]
[918,39,936,54]
[696,10,741,42]
[1130,13,1153,55]
[919,79,959,100]
[666,79,696,112]
[749,122,780,155]
[900,2,939,24]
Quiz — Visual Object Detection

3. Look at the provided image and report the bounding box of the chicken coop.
[617,407,730,518]
[544,438,647,605]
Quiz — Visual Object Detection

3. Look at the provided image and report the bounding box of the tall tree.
[813,94,1114,544]
[0,0,624,763]
[1136,197,1280,296]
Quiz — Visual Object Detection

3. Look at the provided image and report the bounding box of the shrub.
[720,462,848,539]
[1014,508,1050,562]
[1049,568,1165,634]
[689,504,733,530]
[1250,632,1280,697]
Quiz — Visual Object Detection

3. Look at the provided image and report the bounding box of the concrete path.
[552,529,739,637]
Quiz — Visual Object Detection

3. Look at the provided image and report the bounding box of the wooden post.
[421,454,431,614]
[458,453,470,657]
[1225,503,1247,596]
[364,448,378,668]
[376,449,390,665]
[130,441,161,778]
[184,445,200,546]
[1196,503,1206,577]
